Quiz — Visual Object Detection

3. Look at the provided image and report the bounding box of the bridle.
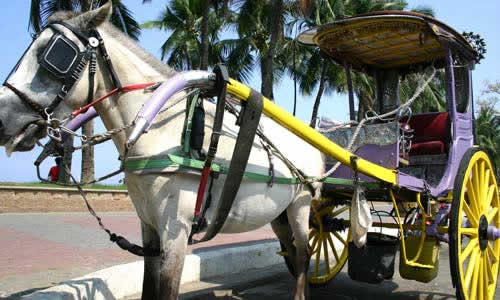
[3,20,123,131]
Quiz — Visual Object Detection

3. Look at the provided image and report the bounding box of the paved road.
[133,244,500,300]
[0,212,275,299]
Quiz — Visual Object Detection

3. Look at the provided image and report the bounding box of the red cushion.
[410,141,446,155]
[406,112,450,143]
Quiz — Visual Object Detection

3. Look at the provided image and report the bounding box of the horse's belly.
[208,182,294,234]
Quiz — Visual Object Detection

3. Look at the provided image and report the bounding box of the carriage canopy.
[298,11,477,73]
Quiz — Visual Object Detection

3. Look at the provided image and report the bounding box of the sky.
[0,0,499,183]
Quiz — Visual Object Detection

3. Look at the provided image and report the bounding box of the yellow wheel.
[450,148,500,300]
[307,197,351,285]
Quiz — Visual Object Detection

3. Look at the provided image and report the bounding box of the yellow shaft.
[227,79,397,185]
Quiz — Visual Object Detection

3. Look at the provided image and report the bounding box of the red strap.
[195,167,211,217]
[72,82,155,118]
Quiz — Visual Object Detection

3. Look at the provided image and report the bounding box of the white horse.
[0,4,324,299]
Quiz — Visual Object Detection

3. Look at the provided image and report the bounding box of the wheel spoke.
[479,162,486,212]
[487,243,499,264]
[465,248,480,291]
[483,168,491,200]
[487,207,499,223]
[479,253,485,300]
[473,164,482,214]
[460,239,479,265]
[460,227,479,238]
[327,233,339,262]
[333,232,348,247]
[467,178,480,216]
[469,250,481,299]
[310,235,319,254]
[323,237,330,274]
[485,249,494,286]
[463,201,479,228]
[309,230,315,241]
[314,235,322,276]
[331,206,349,218]
[485,184,495,214]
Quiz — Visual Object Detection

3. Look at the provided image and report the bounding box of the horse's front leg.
[159,220,189,299]
[288,190,313,300]
[141,221,161,300]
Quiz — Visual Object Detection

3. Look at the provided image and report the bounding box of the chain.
[72,121,136,150]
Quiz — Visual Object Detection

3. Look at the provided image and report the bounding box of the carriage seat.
[401,112,450,156]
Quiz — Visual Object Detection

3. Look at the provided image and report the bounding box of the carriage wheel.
[307,197,351,285]
[280,197,350,286]
[450,148,500,300]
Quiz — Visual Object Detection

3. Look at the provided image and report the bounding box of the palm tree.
[285,0,349,127]
[285,1,407,126]
[143,0,233,71]
[29,0,141,183]
[142,0,231,71]
[229,0,292,100]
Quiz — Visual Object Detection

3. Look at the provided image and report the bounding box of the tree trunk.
[199,0,210,70]
[81,119,95,184]
[260,0,284,100]
[310,63,327,128]
[58,135,74,183]
[261,55,274,100]
[345,64,356,121]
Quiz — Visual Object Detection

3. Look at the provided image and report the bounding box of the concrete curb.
[21,240,281,300]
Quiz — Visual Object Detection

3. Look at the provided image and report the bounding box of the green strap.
[124,154,380,188]
[183,93,200,154]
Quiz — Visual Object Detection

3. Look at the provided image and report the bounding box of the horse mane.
[100,23,177,78]
[48,11,177,79]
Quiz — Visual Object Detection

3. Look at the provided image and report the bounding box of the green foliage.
[400,69,447,113]
[29,0,141,40]
[475,82,500,169]
[141,0,232,71]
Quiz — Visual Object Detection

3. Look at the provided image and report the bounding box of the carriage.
[288,12,500,300]
[2,6,498,300]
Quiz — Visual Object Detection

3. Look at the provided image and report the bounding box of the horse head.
[0,4,112,155]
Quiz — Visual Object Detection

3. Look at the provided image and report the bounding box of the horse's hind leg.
[287,190,313,300]
[141,221,161,300]
[271,212,297,275]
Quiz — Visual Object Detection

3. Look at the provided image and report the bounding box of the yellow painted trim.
[390,191,434,269]
[227,79,397,184]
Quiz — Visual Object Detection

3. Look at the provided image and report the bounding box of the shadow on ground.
[2,278,116,300]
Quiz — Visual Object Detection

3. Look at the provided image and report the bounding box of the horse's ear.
[69,2,113,29]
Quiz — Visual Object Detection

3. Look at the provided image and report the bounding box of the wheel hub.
[479,215,489,251]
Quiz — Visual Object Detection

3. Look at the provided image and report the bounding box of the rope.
[310,67,437,182]
[66,165,161,257]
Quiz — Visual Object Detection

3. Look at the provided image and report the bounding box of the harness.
[3,21,154,141]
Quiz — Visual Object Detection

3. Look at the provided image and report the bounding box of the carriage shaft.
[227,79,398,185]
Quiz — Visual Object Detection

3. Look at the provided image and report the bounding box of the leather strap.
[200,88,263,242]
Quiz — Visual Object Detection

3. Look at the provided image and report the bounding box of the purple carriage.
[286,11,499,300]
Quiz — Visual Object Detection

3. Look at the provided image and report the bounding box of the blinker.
[39,34,81,79]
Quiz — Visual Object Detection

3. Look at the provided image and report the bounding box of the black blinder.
[39,34,81,79]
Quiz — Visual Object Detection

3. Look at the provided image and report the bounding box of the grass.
[0,182,127,190]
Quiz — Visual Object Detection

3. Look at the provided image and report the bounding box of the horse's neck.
[92,29,183,157]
